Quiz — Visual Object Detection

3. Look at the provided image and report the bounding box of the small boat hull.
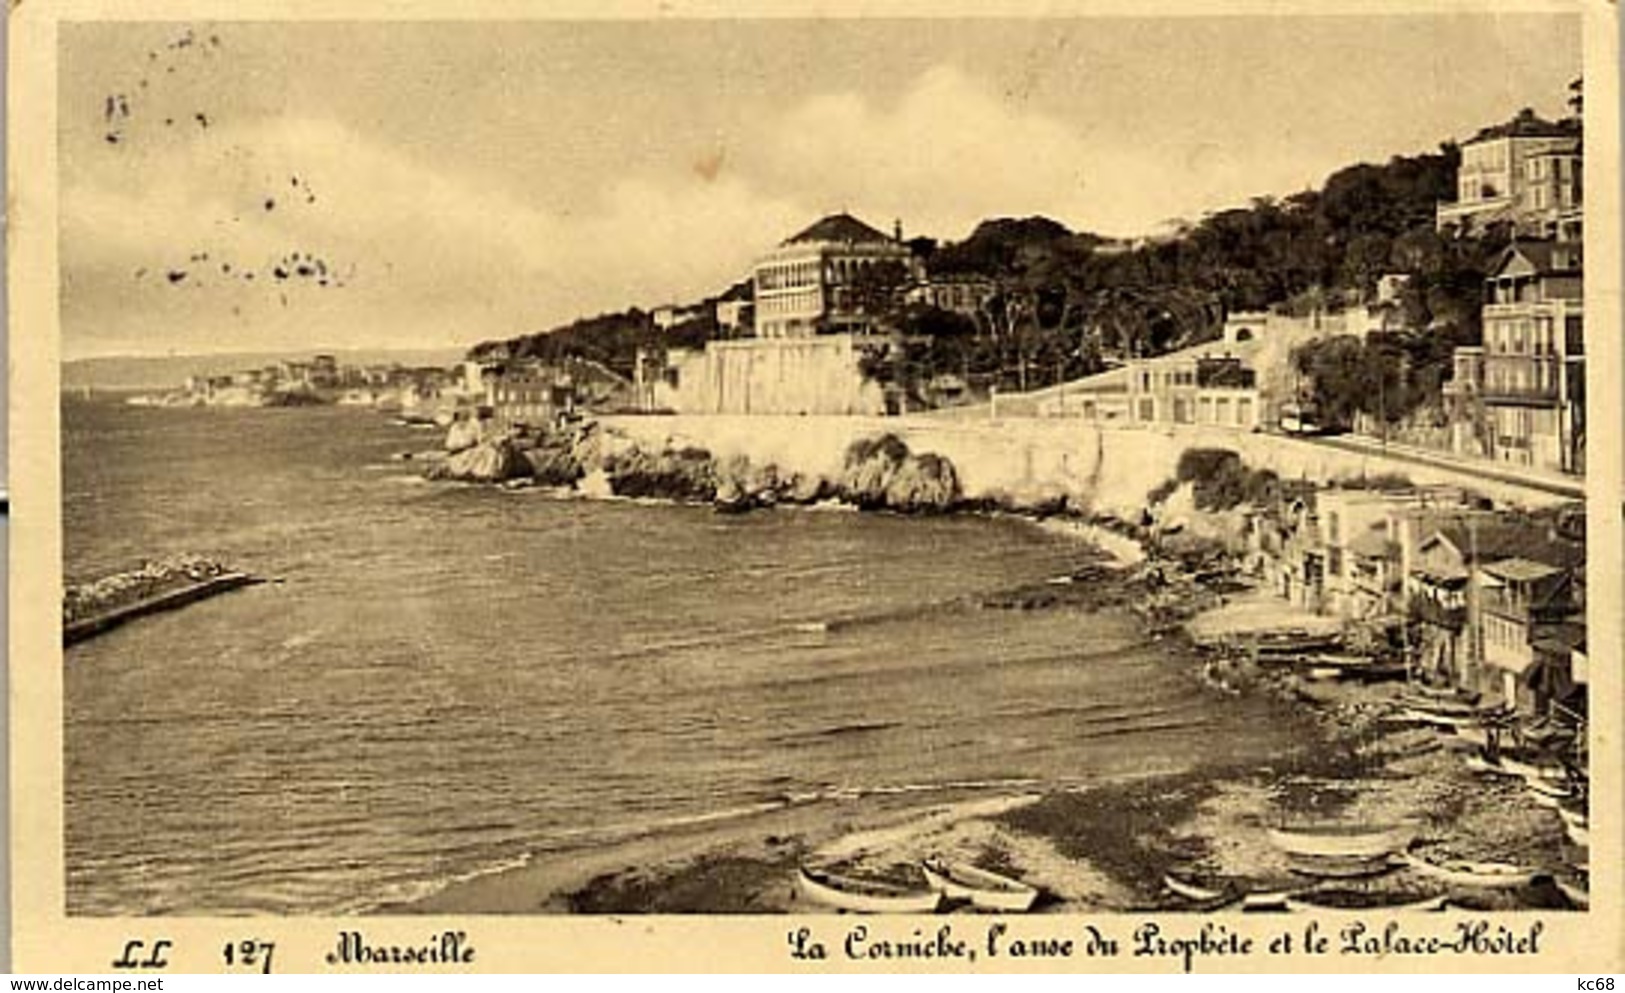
[1163,873,1230,903]
[1400,853,1535,890]
[1465,754,1521,777]
[1241,889,1301,912]
[921,860,1038,912]
[1555,878,1589,909]
[796,867,943,914]
[1285,892,1448,914]
[1287,853,1400,879]
[1267,824,1414,860]
[1525,777,1572,800]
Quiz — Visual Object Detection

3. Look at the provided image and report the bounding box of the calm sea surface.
[63,400,1298,915]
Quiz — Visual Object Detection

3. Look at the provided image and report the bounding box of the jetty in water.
[63,556,265,646]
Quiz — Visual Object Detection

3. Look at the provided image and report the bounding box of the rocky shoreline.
[417,417,1079,517]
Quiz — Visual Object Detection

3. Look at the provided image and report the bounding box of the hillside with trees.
[471,139,1509,408]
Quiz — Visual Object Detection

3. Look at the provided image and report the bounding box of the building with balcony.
[1470,239,1584,473]
[1477,556,1581,712]
[1435,108,1581,235]
[752,213,921,339]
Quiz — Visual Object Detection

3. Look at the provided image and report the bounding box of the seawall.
[600,415,1577,514]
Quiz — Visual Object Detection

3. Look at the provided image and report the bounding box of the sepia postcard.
[8,0,1623,974]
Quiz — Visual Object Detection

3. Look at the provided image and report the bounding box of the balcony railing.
[1480,383,1560,405]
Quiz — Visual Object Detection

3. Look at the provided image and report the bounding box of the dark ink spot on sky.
[273,267,289,280]
[167,270,188,284]
[104,133,121,145]
[265,199,276,211]
[195,112,210,128]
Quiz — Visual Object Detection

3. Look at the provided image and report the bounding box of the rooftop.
[1481,557,1563,582]
[1467,108,1581,144]
[1431,519,1585,570]
[1490,240,1582,279]
[784,213,893,246]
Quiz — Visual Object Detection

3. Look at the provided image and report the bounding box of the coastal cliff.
[425,418,967,514]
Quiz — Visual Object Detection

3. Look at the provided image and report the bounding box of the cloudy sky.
[60,15,1581,359]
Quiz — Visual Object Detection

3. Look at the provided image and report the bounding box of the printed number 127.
[223,940,276,974]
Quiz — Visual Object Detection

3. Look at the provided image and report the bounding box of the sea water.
[62,400,1296,915]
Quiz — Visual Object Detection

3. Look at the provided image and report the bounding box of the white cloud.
[61,117,805,356]
[61,63,1338,357]
[745,64,1326,239]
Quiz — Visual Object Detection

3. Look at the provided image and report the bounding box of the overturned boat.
[1286,852,1401,879]
[921,858,1038,912]
[1399,852,1539,890]
[796,866,943,914]
[1284,890,1448,914]
[1267,822,1415,861]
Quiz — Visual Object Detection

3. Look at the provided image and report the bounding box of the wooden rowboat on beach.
[1525,777,1572,801]
[1464,753,1522,777]
[1162,876,1306,913]
[796,866,944,914]
[1284,891,1448,914]
[1398,707,1480,729]
[1266,823,1415,861]
[920,858,1038,912]
[1162,873,1231,903]
[1410,682,1480,704]
[1286,852,1401,879]
[1241,889,1301,912]
[1399,852,1538,890]
[1500,754,1567,782]
[1555,878,1589,910]
[1303,654,1407,683]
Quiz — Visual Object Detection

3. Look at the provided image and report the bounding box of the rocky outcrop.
[523,444,584,487]
[882,451,961,512]
[836,432,960,512]
[444,416,484,453]
[425,437,532,482]
[603,445,718,502]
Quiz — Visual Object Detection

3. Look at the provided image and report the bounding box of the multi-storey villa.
[1445,237,1584,473]
[751,213,920,339]
[1435,108,1581,235]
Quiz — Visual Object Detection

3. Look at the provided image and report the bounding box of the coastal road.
[1292,432,1585,501]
